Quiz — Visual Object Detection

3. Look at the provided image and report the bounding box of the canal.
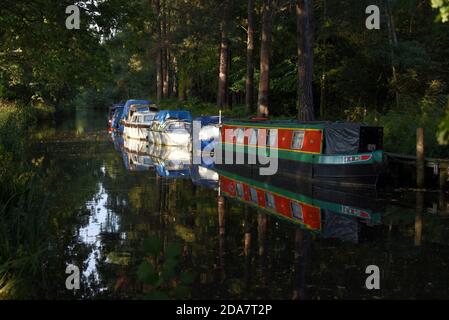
[18,108,449,299]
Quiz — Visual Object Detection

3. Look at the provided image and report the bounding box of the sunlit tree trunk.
[296,0,315,121]
[246,0,255,114]
[257,0,273,118]
[217,2,231,109]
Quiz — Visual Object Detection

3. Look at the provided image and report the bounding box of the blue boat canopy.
[154,110,192,123]
[122,99,154,120]
[194,116,220,126]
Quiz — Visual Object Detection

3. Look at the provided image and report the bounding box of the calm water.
[18,109,449,299]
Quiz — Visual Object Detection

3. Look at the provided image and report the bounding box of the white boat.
[148,110,192,147]
[123,104,159,140]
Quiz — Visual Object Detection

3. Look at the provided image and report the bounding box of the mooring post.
[416,128,425,189]
[439,162,448,191]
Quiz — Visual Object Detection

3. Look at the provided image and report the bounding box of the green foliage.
[137,236,196,300]
[432,0,449,22]
[367,95,449,157]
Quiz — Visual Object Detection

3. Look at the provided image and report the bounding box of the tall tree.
[217,2,232,109]
[296,0,314,121]
[154,0,163,102]
[257,0,273,118]
[162,0,170,98]
[246,0,255,114]
[384,0,399,107]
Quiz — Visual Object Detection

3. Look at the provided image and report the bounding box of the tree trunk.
[257,0,273,118]
[172,55,178,97]
[162,1,170,98]
[217,2,231,109]
[319,0,327,120]
[246,0,255,114]
[154,0,163,102]
[296,0,315,121]
[384,0,400,107]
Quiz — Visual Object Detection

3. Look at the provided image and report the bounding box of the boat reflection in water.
[114,131,382,241]
[149,144,192,179]
[111,130,386,299]
[217,169,382,243]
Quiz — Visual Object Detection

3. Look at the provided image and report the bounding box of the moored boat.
[108,103,124,129]
[123,109,157,141]
[116,99,158,133]
[217,119,384,188]
[149,110,192,147]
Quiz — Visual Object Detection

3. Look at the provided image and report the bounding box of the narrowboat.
[149,110,192,147]
[218,169,382,242]
[117,99,158,133]
[123,109,158,141]
[217,120,384,188]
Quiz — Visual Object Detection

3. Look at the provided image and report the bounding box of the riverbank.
[0,101,54,299]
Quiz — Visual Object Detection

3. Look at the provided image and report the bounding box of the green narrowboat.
[217,119,384,188]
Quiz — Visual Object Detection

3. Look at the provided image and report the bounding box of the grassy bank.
[0,101,53,299]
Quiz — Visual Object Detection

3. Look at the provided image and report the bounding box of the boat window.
[168,122,184,130]
[249,129,258,145]
[249,188,258,203]
[236,183,244,198]
[291,131,305,150]
[265,193,275,209]
[144,115,154,122]
[236,128,245,144]
[291,202,303,221]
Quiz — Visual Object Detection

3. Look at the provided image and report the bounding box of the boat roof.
[124,99,153,107]
[194,116,220,126]
[223,119,375,130]
[154,110,192,123]
[122,99,155,119]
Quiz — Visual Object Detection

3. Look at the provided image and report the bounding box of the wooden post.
[439,162,448,190]
[218,196,226,280]
[416,128,425,189]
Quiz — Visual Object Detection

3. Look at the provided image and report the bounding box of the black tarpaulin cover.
[324,123,363,155]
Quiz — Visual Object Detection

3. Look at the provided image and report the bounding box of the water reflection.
[15,109,449,299]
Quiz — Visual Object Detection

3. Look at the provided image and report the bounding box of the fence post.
[416,128,425,189]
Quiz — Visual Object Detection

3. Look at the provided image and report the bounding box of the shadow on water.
[3,108,449,299]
